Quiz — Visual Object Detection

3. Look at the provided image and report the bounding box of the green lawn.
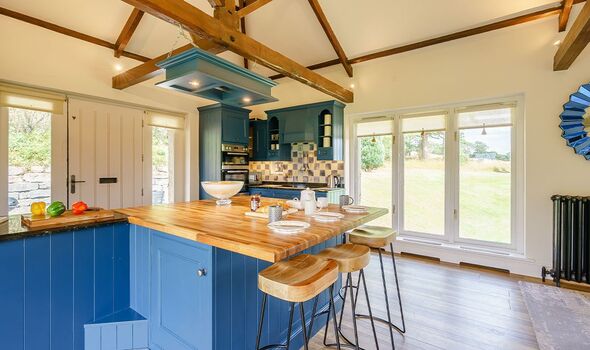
[360,160,511,243]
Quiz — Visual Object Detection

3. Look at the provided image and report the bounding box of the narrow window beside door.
[8,108,51,214]
[152,127,173,204]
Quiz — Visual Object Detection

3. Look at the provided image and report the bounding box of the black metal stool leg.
[299,303,309,350]
[256,293,268,350]
[378,248,396,348]
[329,285,342,350]
[308,296,319,341]
[348,272,361,350]
[390,243,406,334]
[286,303,295,349]
[360,269,380,350]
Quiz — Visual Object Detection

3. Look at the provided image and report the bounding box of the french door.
[351,98,521,252]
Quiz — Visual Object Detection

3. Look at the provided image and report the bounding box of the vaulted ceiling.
[0,0,586,103]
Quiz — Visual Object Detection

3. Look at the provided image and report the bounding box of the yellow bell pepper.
[31,202,46,216]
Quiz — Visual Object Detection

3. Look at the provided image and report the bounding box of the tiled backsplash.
[249,143,344,183]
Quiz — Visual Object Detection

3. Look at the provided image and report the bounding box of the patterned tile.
[250,142,344,183]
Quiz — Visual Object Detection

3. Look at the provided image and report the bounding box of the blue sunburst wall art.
[560,83,590,160]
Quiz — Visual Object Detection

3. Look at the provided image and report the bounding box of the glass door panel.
[152,127,172,204]
[8,107,52,215]
[458,107,513,244]
[357,119,393,227]
[402,114,446,235]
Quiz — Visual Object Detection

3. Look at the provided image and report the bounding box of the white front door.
[68,98,147,209]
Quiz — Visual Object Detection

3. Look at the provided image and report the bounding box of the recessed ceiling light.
[243,97,252,103]
[350,83,355,89]
[553,40,561,46]
[114,63,123,72]
[189,80,200,87]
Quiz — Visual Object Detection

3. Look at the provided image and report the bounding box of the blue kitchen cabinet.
[266,116,291,161]
[149,231,213,350]
[249,187,328,200]
[265,100,345,161]
[199,103,251,198]
[249,120,268,161]
[222,109,249,145]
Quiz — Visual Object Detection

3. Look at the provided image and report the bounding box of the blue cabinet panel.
[0,239,25,350]
[74,228,96,350]
[51,231,75,350]
[130,225,151,318]
[95,225,115,318]
[250,120,268,161]
[150,231,213,350]
[24,236,51,350]
[249,187,328,200]
[0,223,130,350]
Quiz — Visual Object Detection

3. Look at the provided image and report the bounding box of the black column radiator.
[542,195,590,286]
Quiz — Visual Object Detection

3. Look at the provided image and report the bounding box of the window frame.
[348,95,524,253]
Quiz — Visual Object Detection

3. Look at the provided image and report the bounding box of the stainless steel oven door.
[221,169,249,192]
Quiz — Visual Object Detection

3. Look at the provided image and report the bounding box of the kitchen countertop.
[116,196,386,262]
[0,212,129,241]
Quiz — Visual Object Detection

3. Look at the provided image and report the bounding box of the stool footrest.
[258,344,289,350]
[355,313,406,334]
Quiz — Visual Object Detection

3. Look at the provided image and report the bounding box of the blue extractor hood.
[156,47,278,107]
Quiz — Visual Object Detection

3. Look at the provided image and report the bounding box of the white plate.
[268,220,310,234]
[313,212,345,222]
[342,205,368,213]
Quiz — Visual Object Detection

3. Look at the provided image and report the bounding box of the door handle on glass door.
[70,174,86,194]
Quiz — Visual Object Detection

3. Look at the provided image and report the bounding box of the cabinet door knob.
[196,268,207,277]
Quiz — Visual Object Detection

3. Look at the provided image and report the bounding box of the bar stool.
[309,243,379,350]
[349,226,406,348]
[256,254,342,350]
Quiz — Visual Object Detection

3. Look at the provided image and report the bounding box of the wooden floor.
[308,253,540,350]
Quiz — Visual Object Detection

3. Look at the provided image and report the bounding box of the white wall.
[250,16,590,276]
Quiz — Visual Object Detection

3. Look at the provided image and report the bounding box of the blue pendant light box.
[156,47,278,107]
[560,83,590,160]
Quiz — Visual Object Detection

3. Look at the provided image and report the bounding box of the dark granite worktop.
[0,213,129,242]
[248,182,345,192]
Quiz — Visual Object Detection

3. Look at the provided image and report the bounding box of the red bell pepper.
[72,201,89,215]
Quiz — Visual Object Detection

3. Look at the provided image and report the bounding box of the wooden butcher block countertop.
[115,196,387,262]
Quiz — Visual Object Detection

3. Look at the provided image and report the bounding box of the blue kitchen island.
[0,197,386,350]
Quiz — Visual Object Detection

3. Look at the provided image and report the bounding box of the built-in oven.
[221,168,249,193]
[221,144,249,193]
[222,144,249,169]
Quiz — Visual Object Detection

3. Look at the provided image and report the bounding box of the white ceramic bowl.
[201,181,244,205]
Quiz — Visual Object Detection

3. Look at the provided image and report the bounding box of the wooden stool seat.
[316,243,371,273]
[258,254,338,303]
[349,225,396,248]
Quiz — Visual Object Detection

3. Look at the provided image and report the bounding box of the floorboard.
[308,253,540,350]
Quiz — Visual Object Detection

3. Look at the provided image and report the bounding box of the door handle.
[70,174,86,194]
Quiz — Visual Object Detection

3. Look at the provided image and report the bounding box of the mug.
[339,195,354,207]
[304,200,316,216]
[317,197,329,209]
[268,205,283,223]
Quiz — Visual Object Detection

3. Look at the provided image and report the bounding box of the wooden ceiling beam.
[559,0,575,31]
[269,5,571,80]
[555,1,590,70]
[236,0,273,17]
[114,8,144,57]
[307,0,352,77]
[239,0,249,68]
[0,6,150,62]
[120,0,353,102]
[207,0,225,8]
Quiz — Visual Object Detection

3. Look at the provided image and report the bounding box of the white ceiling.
[0,0,572,79]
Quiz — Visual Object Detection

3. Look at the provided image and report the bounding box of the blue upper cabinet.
[222,110,249,145]
[249,120,268,161]
[265,116,291,161]
[265,100,345,161]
